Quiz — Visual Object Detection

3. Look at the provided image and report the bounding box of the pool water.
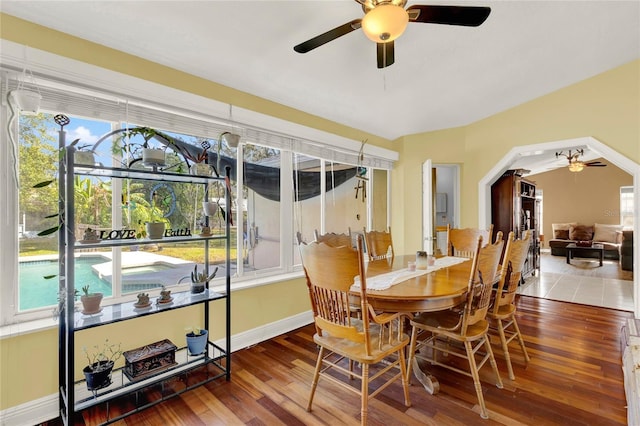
[19,256,113,311]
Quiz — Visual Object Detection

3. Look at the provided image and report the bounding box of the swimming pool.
[19,256,113,311]
[19,256,169,311]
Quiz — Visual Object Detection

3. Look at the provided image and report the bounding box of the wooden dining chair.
[299,235,411,425]
[313,228,352,248]
[363,227,394,261]
[407,233,504,420]
[488,230,532,380]
[446,224,494,258]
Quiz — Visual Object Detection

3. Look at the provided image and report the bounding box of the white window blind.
[2,69,394,169]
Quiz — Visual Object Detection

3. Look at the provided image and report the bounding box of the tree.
[19,113,58,233]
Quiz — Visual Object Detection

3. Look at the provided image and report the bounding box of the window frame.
[0,49,397,326]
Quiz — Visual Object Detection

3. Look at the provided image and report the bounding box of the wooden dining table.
[355,254,472,313]
[350,254,473,395]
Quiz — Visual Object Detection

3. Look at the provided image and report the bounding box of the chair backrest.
[446,224,494,258]
[462,233,504,332]
[299,235,373,352]
[313,229,352,248]
[492,230,532,313]
[364,227,394,260]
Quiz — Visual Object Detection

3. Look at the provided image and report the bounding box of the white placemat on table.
[351,256,470,291]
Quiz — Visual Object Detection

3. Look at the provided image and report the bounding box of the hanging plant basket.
[10,89,42,115]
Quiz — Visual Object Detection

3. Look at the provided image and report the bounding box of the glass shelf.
[74,344,228,412]
[74,233,226,249]
[73,164,222,183]
[74,289,226,330]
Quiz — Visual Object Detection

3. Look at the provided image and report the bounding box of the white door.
[422,160,435,254]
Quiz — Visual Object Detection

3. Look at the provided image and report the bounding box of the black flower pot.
[83,360,114,391]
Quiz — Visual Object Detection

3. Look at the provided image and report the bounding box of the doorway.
[478,136,639,317]
[422,162,459,255]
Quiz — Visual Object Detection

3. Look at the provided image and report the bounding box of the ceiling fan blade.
[407,5,491,26]
[377,41,395,69]
[585,162,607,167]
[294,19,362,53]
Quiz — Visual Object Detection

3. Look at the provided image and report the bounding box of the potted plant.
[185,326,208,356]
[82,339,123,391]
[134,292,150,308]
[114,126,168,168]
[80,285,103,314]
[185,141,213,176]
[158,285,172,304]
[190,264,218,294]
[145,190,168,240]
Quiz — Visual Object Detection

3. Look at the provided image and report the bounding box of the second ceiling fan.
[556,149,607,172]
[293,0,491,69]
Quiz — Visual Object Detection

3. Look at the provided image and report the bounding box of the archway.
[478,136,639,317]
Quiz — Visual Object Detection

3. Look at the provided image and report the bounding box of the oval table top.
[352,254,472,313]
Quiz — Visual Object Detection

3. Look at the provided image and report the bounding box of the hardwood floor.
[42,296,633,426]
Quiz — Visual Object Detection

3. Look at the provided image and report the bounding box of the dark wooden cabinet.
[491,170,540,278]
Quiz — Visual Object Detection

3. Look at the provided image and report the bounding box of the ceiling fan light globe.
[361,4,409,43]
[569,161,584,172]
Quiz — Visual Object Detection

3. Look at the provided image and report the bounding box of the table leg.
[599,250,603,266]
[412,357,440,395]
[566,249,571,264]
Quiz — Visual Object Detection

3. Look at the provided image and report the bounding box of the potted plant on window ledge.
[190,264,218,294]
[80,285,103,315]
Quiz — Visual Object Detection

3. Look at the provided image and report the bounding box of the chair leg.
[360,363,369,426]
[406,325,419,385]
[307,347,324,412]
[464,340,490,419]
[511,316,531,364]
[496,318,515,380]
[485,336,503,390]
[398,347,411,407]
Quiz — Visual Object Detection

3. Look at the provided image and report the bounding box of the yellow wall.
[393,59,640,253]
[529,159,633,245]
[1,12,639,413]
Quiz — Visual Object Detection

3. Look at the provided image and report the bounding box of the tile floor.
[518,252,634,311]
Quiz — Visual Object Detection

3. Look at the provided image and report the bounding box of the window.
[2,67,395,325]
[621,186,634,228]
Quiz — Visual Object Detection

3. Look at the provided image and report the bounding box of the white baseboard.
[0,311,313,425]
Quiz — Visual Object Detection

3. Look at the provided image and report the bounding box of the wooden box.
[123,339,177,381]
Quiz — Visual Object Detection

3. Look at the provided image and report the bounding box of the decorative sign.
[84,228,194,241]
[99,229,137,240]
[164,228,192,237]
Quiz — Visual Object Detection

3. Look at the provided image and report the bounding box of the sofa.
[620,230,634,271]
[549,223,623,260]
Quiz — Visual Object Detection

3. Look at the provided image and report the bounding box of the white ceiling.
[2,1,639,149]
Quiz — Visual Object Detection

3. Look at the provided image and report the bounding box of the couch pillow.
[554,229,570,239]
[569,224,594,241]
[593,223,622,243]
[552,223,576,240]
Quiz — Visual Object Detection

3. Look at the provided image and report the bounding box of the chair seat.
[487,303,516,319]
[314,320,409,363]
[411,311,489,341]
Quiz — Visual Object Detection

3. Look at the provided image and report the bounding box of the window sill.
[0,270,305,339]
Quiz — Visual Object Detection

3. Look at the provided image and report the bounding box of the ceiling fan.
[293,0,491,69]
[555,149,607,172]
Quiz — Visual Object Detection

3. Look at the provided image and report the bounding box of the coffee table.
[566,243,604,267]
